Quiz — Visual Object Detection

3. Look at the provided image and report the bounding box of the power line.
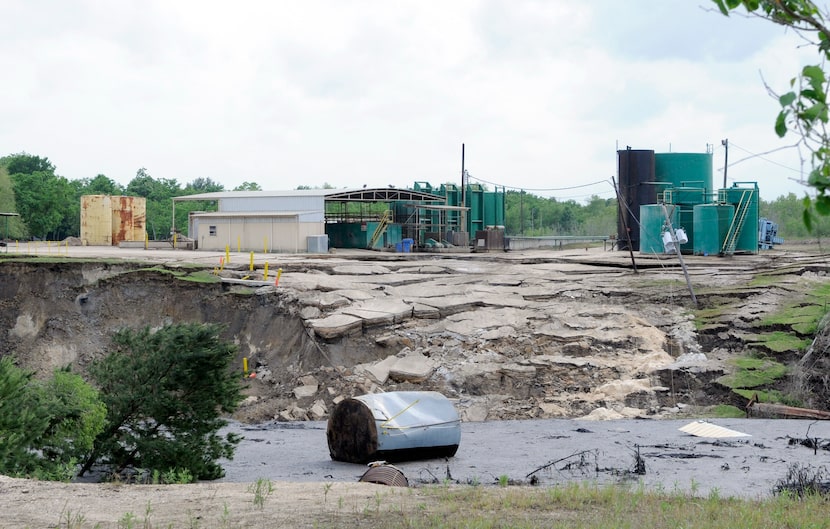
[466,174,609,192]
[723,142,803,174]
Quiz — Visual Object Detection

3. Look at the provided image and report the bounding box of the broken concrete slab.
[293,384,318,399]
[388,352,436,383]
[308,314,363,340]
[341,299,414,326]
[331,264,392,275]
[361,355,399,385]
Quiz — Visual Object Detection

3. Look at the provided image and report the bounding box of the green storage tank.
[639,204,678,254]
[677,205,694,253]
[693,204,734,255]
[720,183,759,253]
[655,153,714,200]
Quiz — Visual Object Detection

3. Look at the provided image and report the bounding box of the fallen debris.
[327,391,461,464]
[747,400,830,421]
[678,421,750,439]
[358,462,409,487]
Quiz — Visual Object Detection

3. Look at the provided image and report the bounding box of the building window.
[209,225,217,236]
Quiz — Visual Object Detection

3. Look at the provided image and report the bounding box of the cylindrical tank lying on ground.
[327,391,461,464]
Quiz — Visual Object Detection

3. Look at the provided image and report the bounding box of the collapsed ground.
[1,245,829,425]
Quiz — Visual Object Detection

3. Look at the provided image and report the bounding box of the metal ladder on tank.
[721,189,752,255]
[368,210,393,249]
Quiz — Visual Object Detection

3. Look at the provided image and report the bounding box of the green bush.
[0,358,106,480]
[81,323,244,481]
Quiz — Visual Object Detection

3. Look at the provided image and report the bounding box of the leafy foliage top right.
[713,0,830,228]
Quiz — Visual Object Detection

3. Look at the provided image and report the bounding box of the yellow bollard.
[145,232,148,250]
[237,236,241,253]
[275,267,283,287]
[173,232,177,249]
[249,252,254,271]
[264,262,269,281]
[243,357,249,376]
[263,237,268,254]
[225,245,230,264]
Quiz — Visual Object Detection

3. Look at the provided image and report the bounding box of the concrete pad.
[308,314,363,340]
[388,352,436,383]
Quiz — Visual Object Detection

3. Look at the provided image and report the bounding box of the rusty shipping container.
[327,391,461,464]
[80,195,146,246]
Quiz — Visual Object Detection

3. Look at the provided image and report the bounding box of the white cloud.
[0,0,822,200]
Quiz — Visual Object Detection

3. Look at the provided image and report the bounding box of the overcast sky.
[0,1,820,201]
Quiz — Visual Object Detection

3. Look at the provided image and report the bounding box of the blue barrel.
[402,238,413,253]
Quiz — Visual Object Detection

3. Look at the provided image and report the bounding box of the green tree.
[0,358,50,477]
[0,166,28,239]
[234,181,262,191]
[37,368,107,474]
[126,168,184,239]
[0,359,106,481]
[713,1,830,225]
[75,174,125,196]
[9,171,74,240]
[81,323,244,481]
[0,152,55,176]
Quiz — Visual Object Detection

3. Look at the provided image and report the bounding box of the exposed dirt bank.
[2,246,829,424]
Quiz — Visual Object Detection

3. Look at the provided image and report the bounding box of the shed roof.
[173,188,444,203]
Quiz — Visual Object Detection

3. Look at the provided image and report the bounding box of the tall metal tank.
[720,183,759,253]
[639,204,677,254]
[655,153,714,200]
[618,149,656,251]
[693,204,734,255]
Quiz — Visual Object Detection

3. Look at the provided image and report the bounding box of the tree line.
[1,151,826,242]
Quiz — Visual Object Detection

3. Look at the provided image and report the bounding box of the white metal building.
[173,188,445,253]
[174,190,327,253]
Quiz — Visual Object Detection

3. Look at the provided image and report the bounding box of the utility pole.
[461,144,466,237]
[721,138,729,189]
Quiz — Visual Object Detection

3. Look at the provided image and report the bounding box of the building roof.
[188,211,317,218]
[173,188,444,203]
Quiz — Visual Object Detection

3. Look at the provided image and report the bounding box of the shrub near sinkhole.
[81,322,244,481]
[0,358,106,480]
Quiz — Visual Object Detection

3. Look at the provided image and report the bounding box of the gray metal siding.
[219,196,324,214]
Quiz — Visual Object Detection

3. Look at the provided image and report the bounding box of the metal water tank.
[639,204,677,254]
[655,153,714,200]
[693,204,734,255]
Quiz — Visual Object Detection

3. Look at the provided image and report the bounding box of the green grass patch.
[177,270,222,283]
[748,331,811,353]
[733,388,800,406]
[718,356,788,390]
[707,404,746,418]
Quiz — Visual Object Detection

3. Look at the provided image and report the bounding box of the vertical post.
[461,143,467,236]
[249,252,254,271]
[612,176,638,272]
[225,245,230,264]
[520,190,524,235]
[275,268,283,286]
[661,203,698,307]
[264,262,269,281]
[721,138,729,189]
[237,236,241,253]
[243,357,249,377]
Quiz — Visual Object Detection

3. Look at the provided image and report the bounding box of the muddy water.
[219,418,830,498]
